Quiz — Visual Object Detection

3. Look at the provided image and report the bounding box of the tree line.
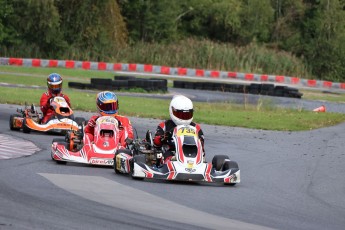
[1,0,345,81]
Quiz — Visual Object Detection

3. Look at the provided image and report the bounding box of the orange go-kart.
[9,96,85,134]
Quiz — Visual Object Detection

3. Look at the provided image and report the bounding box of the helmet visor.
[99,101,118,113]
[48,83,62,89]
[172,107,193,120]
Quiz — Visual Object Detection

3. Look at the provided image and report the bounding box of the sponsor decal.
[185,168,196,173]
[185,160,196,172]
[187,160,194,168]
[54,97,65,103]
[97,116,117,124]
[90,158,114,165]
[58,123,73,127]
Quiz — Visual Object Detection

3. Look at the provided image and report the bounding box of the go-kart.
[51,116,126,166]
[114,124,240,186]
[9,96,84,134]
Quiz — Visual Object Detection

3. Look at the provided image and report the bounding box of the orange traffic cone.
[313,105,326,112]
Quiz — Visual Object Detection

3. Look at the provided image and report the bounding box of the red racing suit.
[153,119,205,163]
[40,91,71,124]
[84,114,134,148]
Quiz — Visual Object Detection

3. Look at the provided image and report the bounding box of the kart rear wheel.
[131,155,145,180]
[22,118,31,133]
[75,117,86,126]
[212,155,230,171]
[9,114,20,131]
[51,138,67,165]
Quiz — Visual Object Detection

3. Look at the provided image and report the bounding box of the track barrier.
[1,57,344,93]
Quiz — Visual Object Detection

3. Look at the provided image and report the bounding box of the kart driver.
[40,73,71,124]
[84,91,134,148]
[153,95,205,164]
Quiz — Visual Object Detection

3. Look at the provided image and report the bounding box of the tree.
[270,0,305,52]
[118,0,182,43]
[56,0,127,60]
[10,0,65,57]
[179,0,242,42]
[238,0,274,44]
[0,0,15,44]
[301,0,345,80]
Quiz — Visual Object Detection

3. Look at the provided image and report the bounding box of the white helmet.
[169,95,194,125]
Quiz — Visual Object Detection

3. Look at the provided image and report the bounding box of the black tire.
[114,75,136,81]
[112,80,129,90]
[222,160,239,186]
[51,138,68,164]
[9,114,20,131]
[22,118,31,133]
[222,160,239,171]
[131,155,146,180]
[68,82,85,89]
[212,155,230,171]
[74,117,86,126]
[173,81,185,89]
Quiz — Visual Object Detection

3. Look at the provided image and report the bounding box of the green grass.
[1,65,345,131]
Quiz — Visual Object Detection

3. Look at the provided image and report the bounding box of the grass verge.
[1,86,345,131]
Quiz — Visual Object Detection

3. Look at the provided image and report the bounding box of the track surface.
[1,102,345,230]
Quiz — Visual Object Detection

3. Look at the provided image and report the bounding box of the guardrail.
[1,57,345,92]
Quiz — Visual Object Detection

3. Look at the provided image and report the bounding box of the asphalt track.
[1,96,345,229]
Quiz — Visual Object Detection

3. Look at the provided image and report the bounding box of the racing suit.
[84,114,134,148]
[40,91,71,124]
[153,119,205,164]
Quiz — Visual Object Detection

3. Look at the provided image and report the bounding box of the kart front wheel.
[9,114,20,131]
[51,138,67,165]
[212,155,230,171]
[130,155,145,180]
[222,160,239,171]
[22,118,31,133]
[222,160,239,186]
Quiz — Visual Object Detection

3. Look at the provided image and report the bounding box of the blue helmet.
[96,91,119,116]
[47,73,63,95]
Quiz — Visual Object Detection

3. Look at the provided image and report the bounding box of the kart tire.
[51,138,67,164]
[222,161,239,186]
[222,160,239,171]
[212,155,230,171]
[9,114,20,131]
[22,118,31,133]
[75,117,86,126]
[131,155,145,180]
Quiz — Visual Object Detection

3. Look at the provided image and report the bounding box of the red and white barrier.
[1,57,345,91]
